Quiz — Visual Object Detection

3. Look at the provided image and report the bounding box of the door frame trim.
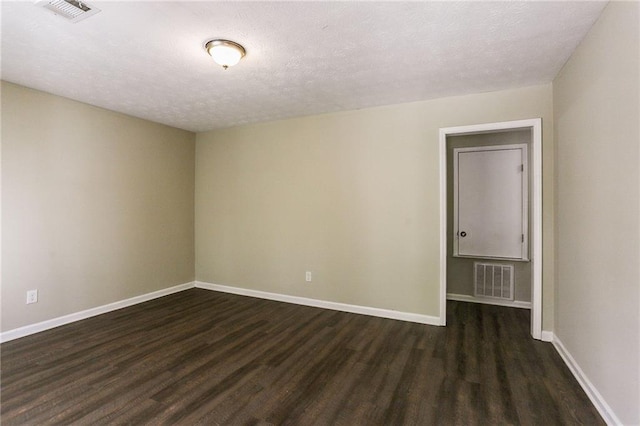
[438,118,542,340]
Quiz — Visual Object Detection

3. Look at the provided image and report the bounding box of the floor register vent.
[36,0,101,23]
[474,262,514,300]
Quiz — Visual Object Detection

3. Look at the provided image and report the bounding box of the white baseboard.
[446,293,532,309]
[540,330,553,342]
[195,281,441,326]
[0,281,195,343]
[552,335,621,426]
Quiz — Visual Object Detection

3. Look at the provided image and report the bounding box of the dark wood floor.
[1,289,603,425]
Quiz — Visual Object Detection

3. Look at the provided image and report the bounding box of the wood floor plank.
[0,289,605,425]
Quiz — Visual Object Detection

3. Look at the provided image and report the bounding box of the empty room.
[1,1,638,425]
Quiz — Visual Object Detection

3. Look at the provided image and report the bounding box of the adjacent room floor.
[0,288,603,425]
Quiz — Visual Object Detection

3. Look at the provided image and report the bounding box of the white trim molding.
[446,293,531,309]
[195,281,441,326]
[0,281,195,343]
[439,118,543,339]
[552,335,622,426]
[540,330,553,342]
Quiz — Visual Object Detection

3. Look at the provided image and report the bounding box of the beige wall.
[553,2,639,424]
[1,82,196,332]
[196,84,554,328]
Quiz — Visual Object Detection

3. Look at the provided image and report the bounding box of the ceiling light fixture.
[205,39,246,70]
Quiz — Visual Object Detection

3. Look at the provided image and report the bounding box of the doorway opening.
[438,119,542,340]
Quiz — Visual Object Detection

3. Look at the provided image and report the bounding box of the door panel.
[454,145,527,259]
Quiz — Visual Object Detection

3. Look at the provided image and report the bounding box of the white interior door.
[454,144,528,260]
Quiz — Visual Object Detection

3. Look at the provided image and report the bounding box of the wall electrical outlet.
[305,271,312,282]
[26,289,38,304]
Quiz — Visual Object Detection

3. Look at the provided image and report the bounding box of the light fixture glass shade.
[205,40,246,69]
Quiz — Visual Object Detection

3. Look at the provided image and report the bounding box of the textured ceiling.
[1,1,607,132]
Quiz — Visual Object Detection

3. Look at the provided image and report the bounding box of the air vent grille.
[474,262,514,300]
[36,0,101,23]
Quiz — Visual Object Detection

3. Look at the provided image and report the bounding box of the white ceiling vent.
[36,0,101,23]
